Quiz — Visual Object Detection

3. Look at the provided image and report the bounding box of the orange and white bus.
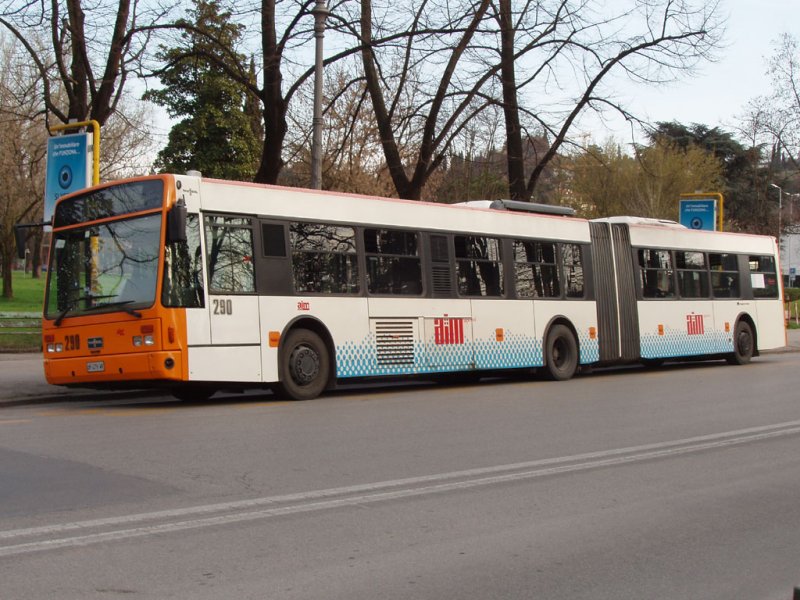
[41,174,786,400]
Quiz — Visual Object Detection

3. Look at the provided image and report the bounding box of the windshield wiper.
[53,294,118,327]
[83,299,143,319]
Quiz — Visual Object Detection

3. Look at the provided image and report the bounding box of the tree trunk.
[498,0,529,201]
[1,245,12,299]
[254,0,287,184]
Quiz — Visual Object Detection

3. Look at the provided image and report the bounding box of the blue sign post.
[44,132,93,223]
[679,194,724,231]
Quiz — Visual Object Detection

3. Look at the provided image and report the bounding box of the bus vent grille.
[432,265,453,297]
[375,321,415,365]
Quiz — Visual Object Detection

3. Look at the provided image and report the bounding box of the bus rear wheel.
[727,320,754,365]
[277,329,330,400]
[544,324,578,381]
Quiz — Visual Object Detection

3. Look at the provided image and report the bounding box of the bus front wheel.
[277,329,330,400]
[727,321,754,365]
[544,324,578,381]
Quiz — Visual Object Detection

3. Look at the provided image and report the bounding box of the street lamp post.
[310,0,329,190]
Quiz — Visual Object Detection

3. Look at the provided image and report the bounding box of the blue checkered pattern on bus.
[579,332,600,364]
[640,328,732,359]
[336,330,600,378]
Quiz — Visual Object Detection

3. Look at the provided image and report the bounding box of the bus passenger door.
[196,214,262,382]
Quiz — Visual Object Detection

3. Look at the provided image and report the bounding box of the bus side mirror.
[14,225,28,260]
[167,199,187,243]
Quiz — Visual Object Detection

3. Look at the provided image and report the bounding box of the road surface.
[0,351,799,599]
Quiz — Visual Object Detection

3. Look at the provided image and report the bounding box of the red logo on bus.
[434,316,465,345]
[686,314,704,336]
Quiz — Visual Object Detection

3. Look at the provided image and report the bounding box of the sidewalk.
[2,329,799,407]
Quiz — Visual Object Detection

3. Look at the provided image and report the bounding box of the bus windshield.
[45,213,162,322]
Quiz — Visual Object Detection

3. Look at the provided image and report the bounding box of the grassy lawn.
[0,270,46,313]
[0,271,45,352]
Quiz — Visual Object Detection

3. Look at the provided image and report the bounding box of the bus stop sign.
[679,197,718,231]
[45,132,93,223]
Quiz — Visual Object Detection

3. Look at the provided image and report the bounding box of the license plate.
[86,361,105,373]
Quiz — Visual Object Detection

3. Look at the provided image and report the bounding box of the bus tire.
[544,324,579,381]
[727,320,754,365]
[277,329,330,400]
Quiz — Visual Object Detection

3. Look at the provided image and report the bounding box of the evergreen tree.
[146,0,260,180]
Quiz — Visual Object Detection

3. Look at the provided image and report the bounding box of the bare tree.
[0,36,47,298]
[0,0,175,127]
[283,65,396,195]
[752,33,800,172]
[349,0,721,201]
[491,0,723,201]
[356,0,494,199]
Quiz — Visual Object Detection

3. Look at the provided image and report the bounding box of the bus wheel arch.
[727,314,757,365]
[277,318,336,400]
[542,318,580,381]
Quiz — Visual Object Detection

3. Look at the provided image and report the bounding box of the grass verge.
[0,271,45,352]
[0,271,46,313]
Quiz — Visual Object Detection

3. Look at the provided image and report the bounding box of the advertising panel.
[44,132,93,223]
[679,197,718,231]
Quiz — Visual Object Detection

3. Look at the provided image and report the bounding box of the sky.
[145,0,797,154]
[579,0,798,144]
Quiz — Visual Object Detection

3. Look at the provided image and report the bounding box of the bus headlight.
[132,336,143,347]
[144,335,155,346]
[47,343,55,353]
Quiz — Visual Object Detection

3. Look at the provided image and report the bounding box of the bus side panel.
[185,306,211,346]
[471,300,538,369]
[755,299,786,350]
[366,298,474,376]
[638,300,728,359]
[188,346,262,382]
[260,296,370,382]
[533,301,599,365]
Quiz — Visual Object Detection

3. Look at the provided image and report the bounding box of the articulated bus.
[41,174,786,400]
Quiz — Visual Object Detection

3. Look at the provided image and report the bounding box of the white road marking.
[2,419,800,557]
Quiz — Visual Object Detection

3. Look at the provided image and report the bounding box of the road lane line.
[2,419,800,557]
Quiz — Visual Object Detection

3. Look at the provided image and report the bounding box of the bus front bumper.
[44,351,184,386]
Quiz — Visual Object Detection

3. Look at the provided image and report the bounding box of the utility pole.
[310,0,329,190]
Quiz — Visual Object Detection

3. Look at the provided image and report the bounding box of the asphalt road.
[1,352,799,599]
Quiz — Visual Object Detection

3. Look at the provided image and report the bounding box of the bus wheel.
[278,329,330,400]
[544,324,578,381]
[171,384,216,402]
[727,321,754,365]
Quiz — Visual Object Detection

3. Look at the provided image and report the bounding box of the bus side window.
[749,255,779,298]
[709,253,740,298]
[364,228,422,295]
[455,235,503,297]
[676,251,709,299]
[513,239,559,298]
[290,222,359,294]
[204,216,256,294]
[163,214,204,308]
[561,243,584,298]
[638,248,675,298]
